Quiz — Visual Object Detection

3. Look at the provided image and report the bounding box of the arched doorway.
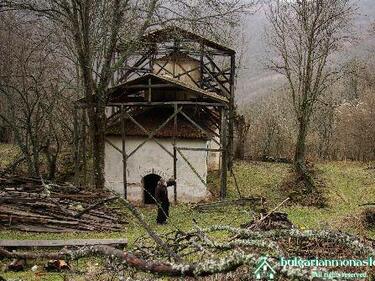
[143,174,161,204]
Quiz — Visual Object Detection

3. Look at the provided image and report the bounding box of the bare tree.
[240,56,375,163]
[234,111,250,160]
[0,13,73,178]
[4,0,253,189]
[266,0,354,190]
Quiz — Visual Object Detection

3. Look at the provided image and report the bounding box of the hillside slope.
[1,160,375,280]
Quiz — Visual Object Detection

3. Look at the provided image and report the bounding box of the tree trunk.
[90,105,106,189]
[234,138,245,160]
[294,116,308,166]
[32,146,40,177]
[24,150,35,177]
[78,44,107,189]
[24,131,36,176]
[48,156,57,180]
[45,144,58,180]
[294,115,314,192]
[234,115,249,161]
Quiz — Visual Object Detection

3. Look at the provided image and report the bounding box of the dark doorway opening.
[143,174,161,204]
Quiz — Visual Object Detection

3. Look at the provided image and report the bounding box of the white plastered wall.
[104,136,212,203]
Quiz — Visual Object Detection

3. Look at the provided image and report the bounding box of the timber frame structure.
[75,26,235,201]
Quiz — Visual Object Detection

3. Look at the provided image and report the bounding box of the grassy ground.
[286,162,375,234]
[0,143,20,169]
[1,160,375,280]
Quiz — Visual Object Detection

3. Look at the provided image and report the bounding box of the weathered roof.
[142,26,235,55]
[77,73,228,105]
[106,107,210,140]
[109,73,228,103]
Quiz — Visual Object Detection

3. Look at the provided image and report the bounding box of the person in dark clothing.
[155,178,175,224]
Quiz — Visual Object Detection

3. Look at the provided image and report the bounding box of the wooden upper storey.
[77,27,235,106]
[107,26,235,105]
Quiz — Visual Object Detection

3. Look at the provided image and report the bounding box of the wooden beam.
[154,61,175,77]
[173,103,177,203]
[119,50,154,82]
[174,61,201,88]
[124,84,176,89]
[124,113,174,158]
[107,102,226,107]
[0,239,128,248]
[175,64,201,79]
[220,108,228,199]
[81,108,87,186]
[148,78,152,102]
[200,44,204,88]
[179,110,221,147]
[121,106,127,199]
[205,55,231,84]
[73,107,80,186]
[125,108,183,159]
[202,64,230,98]
[176,148,207,188]
[176,147,223,152]
[228,53,236,169]
[105,137,124,155]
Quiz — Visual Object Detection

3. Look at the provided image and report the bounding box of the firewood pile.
[0,175,126,232]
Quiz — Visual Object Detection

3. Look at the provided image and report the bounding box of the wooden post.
[228,53,236,169]
[148,78,152,102]
[173,103,177,203]
[121,106,127,199]
[220,108,228,199]
[73,107,80,186]
[200,44,204,88]
[81,108,87,186]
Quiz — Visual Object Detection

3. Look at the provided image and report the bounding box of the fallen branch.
[1,220,369,280]
[359,203,375,207]
[74,195,119,218]
[0,236,331,280]
[203,225,375,256]
[249,197,290,230]
[0,245,256,276]
[115,195,182,262]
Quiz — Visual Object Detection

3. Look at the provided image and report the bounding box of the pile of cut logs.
[0,175,126,232]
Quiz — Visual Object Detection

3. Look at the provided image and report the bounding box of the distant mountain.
[236,0,375,105]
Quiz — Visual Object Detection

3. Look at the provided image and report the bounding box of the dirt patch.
[335,213,367,236]
[361,207,375,230]
[279,164,327,207]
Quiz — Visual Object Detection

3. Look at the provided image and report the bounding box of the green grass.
[285,162,375,232]
[227,161,291,203]
[1,160,375,280]
[0,201,256,244]
[0,143,20,169]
